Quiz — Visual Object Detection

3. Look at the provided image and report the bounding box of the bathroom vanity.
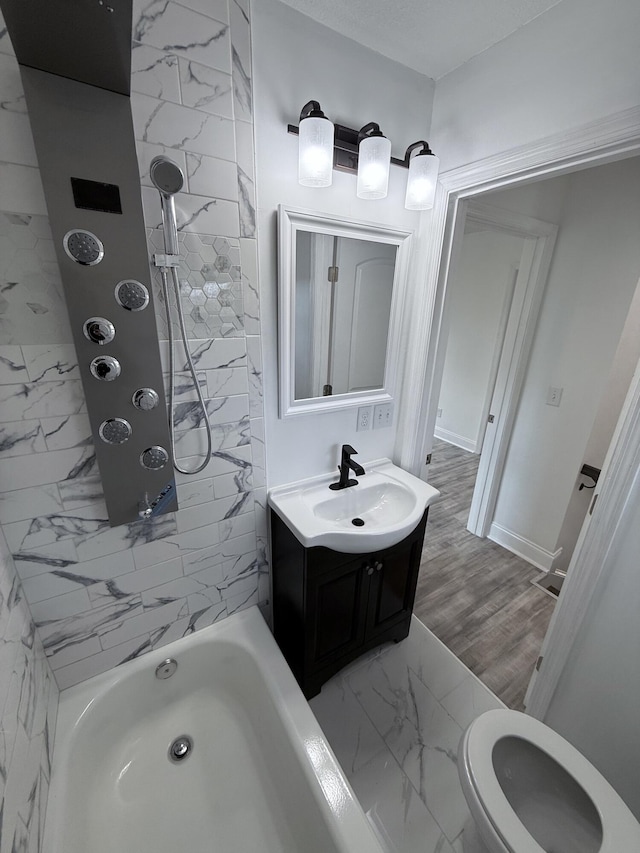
[270,509,428,698]
[268,458,439,698]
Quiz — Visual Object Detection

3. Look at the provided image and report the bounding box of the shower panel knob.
[90,355,121,381]
[63,229,104,266]
[83,317,115,345]
[140,446,169,470]
[132,388,159,411]
[99,418,131,445]
[115,279,150,311]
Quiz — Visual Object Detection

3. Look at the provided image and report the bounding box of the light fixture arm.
[403,140,435,163]
[299,100,326,121]
[358,122,385,142]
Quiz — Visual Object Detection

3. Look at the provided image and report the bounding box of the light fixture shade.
[405,151,440,210]
[298,115,334,187]
[357,134,391,199]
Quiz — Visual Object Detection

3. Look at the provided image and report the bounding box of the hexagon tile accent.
[148,229,244,341]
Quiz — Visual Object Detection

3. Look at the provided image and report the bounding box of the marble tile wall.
[0,0,267,692]
[0,528,58,853]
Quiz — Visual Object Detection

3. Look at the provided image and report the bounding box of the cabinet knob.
[366,565,374,576]
[375,561,383,572]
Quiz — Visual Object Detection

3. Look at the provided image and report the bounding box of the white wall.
[583,278,640,465]
[437,229,525,451]
[431,0,640,170]
[544,466,640,818]
[491,156,640,557]
[478,178,569,225]
[294,229,314,398]
[554,277,640,571]
[252,0,435,486]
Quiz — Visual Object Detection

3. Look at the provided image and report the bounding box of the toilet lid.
[463,710,640,853]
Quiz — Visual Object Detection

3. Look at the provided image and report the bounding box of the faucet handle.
[342,444,357,456]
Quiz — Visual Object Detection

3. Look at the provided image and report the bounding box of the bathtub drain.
[169,735,193,763]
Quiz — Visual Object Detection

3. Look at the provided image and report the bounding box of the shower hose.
[160,263,213,475]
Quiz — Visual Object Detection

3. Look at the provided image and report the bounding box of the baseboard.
[488,522,562,572]
[434,427,478,454]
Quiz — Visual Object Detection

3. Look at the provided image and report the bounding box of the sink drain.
[168,735,193,763]
[352,517,365,526]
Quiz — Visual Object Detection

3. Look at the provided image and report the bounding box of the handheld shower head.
[149,156,184,255]
[149,156,184,196]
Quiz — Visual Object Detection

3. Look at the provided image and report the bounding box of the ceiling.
[277,0,563,80]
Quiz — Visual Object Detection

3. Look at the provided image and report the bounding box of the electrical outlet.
[373,402,393,430]
[357,406,373,431]
[437,408,442,418]
[546,386,563,407]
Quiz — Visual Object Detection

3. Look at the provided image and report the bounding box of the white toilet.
[458,709,640,853]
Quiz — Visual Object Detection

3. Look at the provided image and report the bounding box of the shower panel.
[1,0,179,526]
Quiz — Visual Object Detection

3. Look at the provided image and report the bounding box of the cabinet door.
[306,558,368,668]
[366,539,421,639]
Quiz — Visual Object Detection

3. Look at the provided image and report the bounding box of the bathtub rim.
[44,605,384,853]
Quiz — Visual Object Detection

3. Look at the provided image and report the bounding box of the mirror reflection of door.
[294,232,397,400]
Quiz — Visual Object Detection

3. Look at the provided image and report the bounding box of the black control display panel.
[71,177,122,214]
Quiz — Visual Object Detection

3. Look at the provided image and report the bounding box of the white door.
[329,238,396,394]
[466,237,537,535]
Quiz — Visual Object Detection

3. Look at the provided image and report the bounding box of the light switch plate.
[373,402,394,429]
[546,386,563,407]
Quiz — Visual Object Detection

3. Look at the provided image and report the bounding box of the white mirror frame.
[277,204,413,418]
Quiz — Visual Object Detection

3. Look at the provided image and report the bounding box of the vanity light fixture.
[289,102,439,209]
[297,100,335,187]
[356,122,391,199]
[404,140,440,210]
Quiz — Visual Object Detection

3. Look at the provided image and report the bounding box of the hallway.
[415,440,556,709]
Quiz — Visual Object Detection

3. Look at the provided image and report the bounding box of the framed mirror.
[277,205,412,417]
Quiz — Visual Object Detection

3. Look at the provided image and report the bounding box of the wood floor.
[415,440,556,710]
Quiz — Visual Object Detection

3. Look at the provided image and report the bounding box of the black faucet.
[330,445,366,490]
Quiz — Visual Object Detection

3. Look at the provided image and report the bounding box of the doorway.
[414,154,640,710]
[433,201,558,545]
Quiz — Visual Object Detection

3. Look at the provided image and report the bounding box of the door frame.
[395,105,640,717]
[450,203,559,538]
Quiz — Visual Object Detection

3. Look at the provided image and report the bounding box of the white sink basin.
[268,458,440,553]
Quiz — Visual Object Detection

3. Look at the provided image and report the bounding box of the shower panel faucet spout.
[139,483,175,519]
[330,445,365,490]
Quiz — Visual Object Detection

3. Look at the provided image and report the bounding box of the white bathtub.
[44,607,383,853]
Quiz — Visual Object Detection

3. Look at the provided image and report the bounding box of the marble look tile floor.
[310,617,503,853]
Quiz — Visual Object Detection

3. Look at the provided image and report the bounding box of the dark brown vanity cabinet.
[270,509,429,698]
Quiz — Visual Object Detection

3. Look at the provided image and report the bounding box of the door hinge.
[488,414,495,424]
[322,384,333,396]
[535,655,544,672]
[589,493,598,515]
[425,453,432,464]
[327,265,339,283]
